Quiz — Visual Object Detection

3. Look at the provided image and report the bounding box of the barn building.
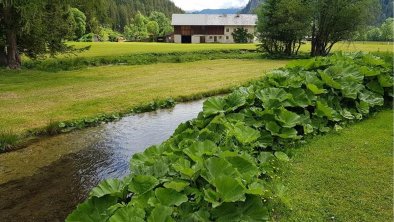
[171,14,258,44]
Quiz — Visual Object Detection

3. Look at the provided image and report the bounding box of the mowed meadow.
[0,59,288,134]
[1,41,392,136]
[68,41,393,58]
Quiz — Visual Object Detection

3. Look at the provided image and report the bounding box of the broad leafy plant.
[67,52,393,221]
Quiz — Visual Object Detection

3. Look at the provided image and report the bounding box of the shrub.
[67,53,393,221]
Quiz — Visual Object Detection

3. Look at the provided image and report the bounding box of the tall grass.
[0,130,19,152]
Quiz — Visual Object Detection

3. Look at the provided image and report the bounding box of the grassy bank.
[22,41,393,71]
[63,41,392,59]
[280,110,393,221]
[23,49,261,71]
[0,59,288,143]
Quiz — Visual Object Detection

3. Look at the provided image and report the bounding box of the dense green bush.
[67,53,393,221]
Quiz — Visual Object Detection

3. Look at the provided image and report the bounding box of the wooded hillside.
[73,0,183,32]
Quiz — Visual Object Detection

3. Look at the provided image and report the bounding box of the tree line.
[0,0,181,69]
[256,0,387,56]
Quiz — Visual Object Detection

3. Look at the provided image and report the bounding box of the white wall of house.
[173,25,256,44]
[174,35,182,43]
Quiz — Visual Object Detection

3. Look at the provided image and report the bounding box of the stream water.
[0,100,204,222]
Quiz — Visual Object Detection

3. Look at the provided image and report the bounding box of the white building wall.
[174,34,182,43]
[192,35,201,43]
[174,25,256,44]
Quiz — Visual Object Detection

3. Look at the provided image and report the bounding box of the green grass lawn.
[67,42,257,58]
[0,59,288,134]
[280,110,393,222]
[63,41,393,59]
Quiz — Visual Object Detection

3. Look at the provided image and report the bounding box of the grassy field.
[63,41,393,59]
[0,59,288,134]
[280,110,393,222]
[66,42,257,58]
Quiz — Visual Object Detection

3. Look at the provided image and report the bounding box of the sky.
[171,0,249,11]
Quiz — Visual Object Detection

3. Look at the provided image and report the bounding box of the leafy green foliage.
[67,53,393,221]
[69,8,87,40]
[256,0,311,56]
[232,28,254,43]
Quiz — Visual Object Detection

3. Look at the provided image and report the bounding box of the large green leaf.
[155,188,188,206]
[202,157,237,183]
[147,204,173,222]
[183,140,218,160]
[287,88,314,107]
[213,176,246,203]
[128,175,159,195]
[378,73,393,87]
[359,90,384,107]
[212,195,269,222]
[341,81,365,99]
[275,108,302,128]
[90,179,126,198]
[225,154,259,182]
[366,80,384,95]
[230,124,261,144]
[359,66,380,77]
[66,196,119,222]
[172,158,197,178]
[204,188,221,208]
[256,88,292,109]
[203,97,226,117]
[265,121,281,134]
[277,127,300,139]
[319,70,341,89]
[315,101,336,119]
[226,90,247,111]
[108,204,145,222]
[274,151,290,162]
[163,181,190,192]
[307,83,327,95]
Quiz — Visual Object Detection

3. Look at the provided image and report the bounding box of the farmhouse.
[171,14,257,44]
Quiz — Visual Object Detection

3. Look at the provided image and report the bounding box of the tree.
[380,18,394,41]
[70,8,87,40]
[310,0,380,56]
[148,11,173,37]
[147,21,160,41]
[124,12,149,41]
[232,28,254,43]
[366,27,383,41]
[0,0,80,68]
[256,0,311,55]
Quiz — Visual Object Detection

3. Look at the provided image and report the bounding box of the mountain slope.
[240,0,393,22]
[239,0,264,14]
[192,8,241,14]
[379,0,394,22]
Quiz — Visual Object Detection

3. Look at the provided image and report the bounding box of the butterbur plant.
[66,52,393,221]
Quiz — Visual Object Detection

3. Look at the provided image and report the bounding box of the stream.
[0,99,204,222]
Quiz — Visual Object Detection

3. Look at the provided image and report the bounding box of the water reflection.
[0,99,204,222]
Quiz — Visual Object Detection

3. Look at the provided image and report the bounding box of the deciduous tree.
[256,0,311,55]
[310,0,380,56]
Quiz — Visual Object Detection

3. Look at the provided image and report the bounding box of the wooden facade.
[174,26,225,36]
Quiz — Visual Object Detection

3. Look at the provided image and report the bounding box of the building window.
[226,28,229,32]
[219,36,222,39]
[226,36,229,40]
[209,36,213,39]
